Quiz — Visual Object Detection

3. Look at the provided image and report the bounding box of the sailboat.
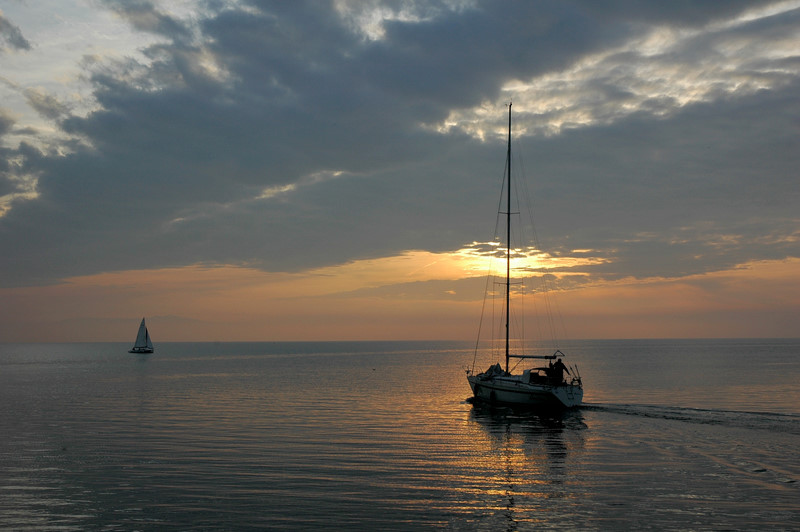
[128,317,154,353]
[466,103,583,409]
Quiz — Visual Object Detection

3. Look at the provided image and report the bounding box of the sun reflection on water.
[446,404,588,528]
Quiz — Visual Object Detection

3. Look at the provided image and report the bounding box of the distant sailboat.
[129,317,154,353]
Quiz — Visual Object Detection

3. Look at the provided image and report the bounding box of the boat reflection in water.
[462,402,587,530]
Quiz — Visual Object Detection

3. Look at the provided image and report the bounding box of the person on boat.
[550,358,570,384]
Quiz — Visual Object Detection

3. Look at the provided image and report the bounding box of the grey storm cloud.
[0,11,31,52]
[0,0,797,287]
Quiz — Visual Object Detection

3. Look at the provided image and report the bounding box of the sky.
[0,0,798,342]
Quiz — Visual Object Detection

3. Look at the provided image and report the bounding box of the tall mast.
[505,103,512,372]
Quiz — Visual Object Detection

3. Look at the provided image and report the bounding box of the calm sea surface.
[1,339,798,530]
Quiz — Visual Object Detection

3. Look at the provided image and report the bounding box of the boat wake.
[582,403,800,435]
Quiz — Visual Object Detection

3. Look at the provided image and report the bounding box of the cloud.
[0,10,31,52]
[0,0,798,290]
[102,0,192,41]
[24,88,71,121]
[0,108,14,137]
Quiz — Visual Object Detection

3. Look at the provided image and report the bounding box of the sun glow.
[299,244,607,296]
[453,242,607,279]
[1,240,797,341]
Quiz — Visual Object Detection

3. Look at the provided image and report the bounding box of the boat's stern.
[552,384,583,408]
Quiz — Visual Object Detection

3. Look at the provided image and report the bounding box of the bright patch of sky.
[334,0,477,41]
[1,2,156,142]
[437,1,800,140]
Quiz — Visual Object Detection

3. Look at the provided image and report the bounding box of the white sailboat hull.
[468,374,583,409]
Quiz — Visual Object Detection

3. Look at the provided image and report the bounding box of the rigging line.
[511,154,532,356]
[474,152,512,369]
[494,152,510,365]
[471,261,494,372]
[473,234,503,370]
[531,280,546,348]
[514,139,568,350]
[505,294,523,371]
[508,147,539,356]
[491,281,497,361]
[520,274,526,354]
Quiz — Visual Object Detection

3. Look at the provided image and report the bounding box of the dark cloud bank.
[0,0,797,287]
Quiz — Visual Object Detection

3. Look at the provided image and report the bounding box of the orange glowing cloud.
[0,255,797,342]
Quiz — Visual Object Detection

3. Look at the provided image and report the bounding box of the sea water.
[1,339,798,530]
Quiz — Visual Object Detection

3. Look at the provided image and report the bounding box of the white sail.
[129,318,154,353]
